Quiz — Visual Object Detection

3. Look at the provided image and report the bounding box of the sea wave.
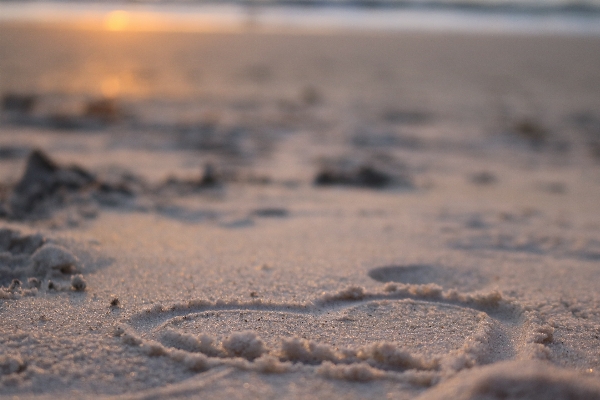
[1,0,600,35]
[2,0,600,14]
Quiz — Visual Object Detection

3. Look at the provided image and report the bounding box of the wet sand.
[1,23,600,399]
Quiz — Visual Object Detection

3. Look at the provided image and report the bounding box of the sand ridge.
[112,281,557,385]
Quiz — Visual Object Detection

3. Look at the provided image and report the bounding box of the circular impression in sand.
[152,299,483,358]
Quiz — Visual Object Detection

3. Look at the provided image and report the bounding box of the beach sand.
[1,23,600,399]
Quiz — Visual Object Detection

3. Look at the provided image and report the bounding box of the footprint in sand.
[369,264,488,292]
[118,266,554,387]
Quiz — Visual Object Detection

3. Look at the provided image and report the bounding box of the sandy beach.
[1,21,600,399]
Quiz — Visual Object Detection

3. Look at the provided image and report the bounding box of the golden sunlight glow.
[105,10,130,31]
[101,77,121,98]
[64,7,243,32]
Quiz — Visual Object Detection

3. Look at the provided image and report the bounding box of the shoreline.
[2,2,600,36]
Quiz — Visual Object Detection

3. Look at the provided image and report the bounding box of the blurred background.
[1,0,600,188]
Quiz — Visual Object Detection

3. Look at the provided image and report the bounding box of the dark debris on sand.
[252,208,289,218]
[380,109,431,125]
[470,171,497,185]
[315,164,410,189]
[2,93,127,130]
[512,118,548,148]
[1,150,144,221]
[48,98,126,130]
[9,150,96,219]
[159,163,223,194]
[0,149,235,223]
[2,93,37,114]
[0,146,30,160]
[83,98,123,124]
[175,122,270,160]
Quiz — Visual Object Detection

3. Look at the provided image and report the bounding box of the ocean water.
[1,0,600,35]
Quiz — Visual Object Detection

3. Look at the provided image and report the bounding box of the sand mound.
[0,228,85,298]
[418,360,600,400]
[0,150,151,225]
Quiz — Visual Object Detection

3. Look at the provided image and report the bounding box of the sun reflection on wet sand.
[100,77,121,98]
[104,10,130,31]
